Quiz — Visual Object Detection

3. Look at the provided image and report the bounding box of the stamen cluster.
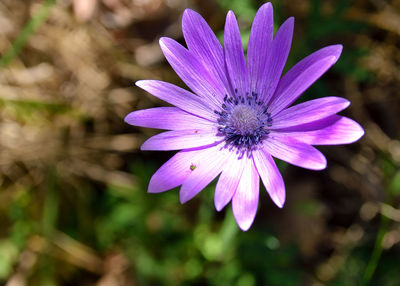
[214,90,273,150]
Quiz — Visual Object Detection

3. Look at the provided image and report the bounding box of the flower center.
[215,90,273,150]
[229,105,259,134]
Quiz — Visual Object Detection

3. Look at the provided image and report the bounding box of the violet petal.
[269,45,342,114]
[180,145,229,203]
[224,11,249,94]
[271,96,350,129]
[124,107,214,130]
[262,17,294,103]
[182,9,232,97]
[214,153,245,211]
[141,130,222,151]
[136,80,218,120]
[282,116,364,145]
[148,146,215,193]
[253,148,285,208]
[263,134,327,170]
[247,3,274,96]
[159,37,223,107]
[232,156,260,231]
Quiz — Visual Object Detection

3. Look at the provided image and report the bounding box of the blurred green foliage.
[94,159,304,286]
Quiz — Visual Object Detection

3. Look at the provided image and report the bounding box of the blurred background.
[0,0,400,285]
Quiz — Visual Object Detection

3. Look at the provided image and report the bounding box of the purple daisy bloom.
[125,3,364,231]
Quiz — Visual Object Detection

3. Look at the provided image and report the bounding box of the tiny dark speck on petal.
[190,164,196,171]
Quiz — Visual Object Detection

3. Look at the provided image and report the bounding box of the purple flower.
[125,3,364,231]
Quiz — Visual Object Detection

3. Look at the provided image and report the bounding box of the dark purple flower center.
[215,90,272,150]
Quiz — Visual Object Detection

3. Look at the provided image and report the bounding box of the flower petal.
[224,11,248,95]
[282,116,364,145]
[214,153,245,211]
[232,156,260,231]
[274,114,341,132]
[159,37,223,107]
[263,134,327,170]
[271,97,350,129]
[182,9,231,97]
[141,130,222,151]
[125,107,214,130]
[269,45,342,114]
[261,17,294,103]
[253,148,285,208]
[148,146,214,193]
[180,145,229,203]
[136,80,217,120]
[247,3,274,95]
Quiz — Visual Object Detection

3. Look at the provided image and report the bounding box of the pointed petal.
[148,146,215,193]
[271,97,350,129]
[269,45,342,114]
[253,148,285,208]
[214,154,245,211]
[182,9,231,97]
[263,134,327,170]
[125,107,214,130]
[247,3,274,95]
[262,17,294,103]
[159,37,223,107]
[232,156,260,231]
[141,130,222,151]
[281,116,364,145]
[136,80,217,120]
[224,11,248,94]
[274,114,341,132]
[179,146,229,203]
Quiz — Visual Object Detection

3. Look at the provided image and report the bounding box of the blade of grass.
[0,0,56,68]
[39,168,59,286]
[360,201,400,286]
[360,212,390,286]
[42,168,59,238]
